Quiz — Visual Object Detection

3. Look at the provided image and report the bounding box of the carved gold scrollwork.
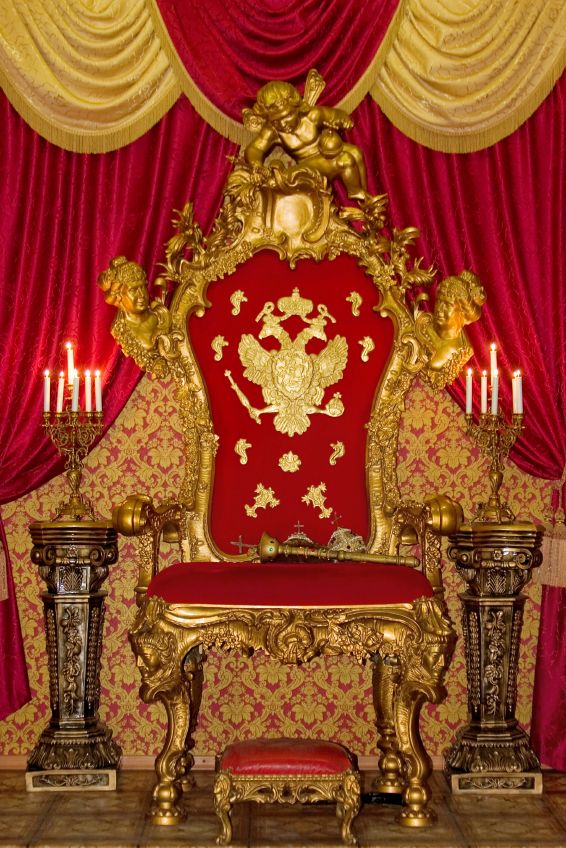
[279,452,301,473]
[329,442,345,466]
[358,336,375,362]
[346,291,363,316]
[245,484,280,518]
[230,290,248,315]
[234,438,251,465]
[211,335,229,361]
[302,483,333,519]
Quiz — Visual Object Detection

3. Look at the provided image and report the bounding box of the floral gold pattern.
[302,483,333,520]
[234,438,251,465]
[279,452,301,473]
[330,442,345,466]
[244,483,280,518]
[358,336,375,362]
[230,290,248,315]
[211,335,229,361]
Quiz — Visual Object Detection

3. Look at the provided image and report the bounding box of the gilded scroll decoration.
[234,438,251,465]
[212,335,229,361]
[61,606,82,717]
[279,452,301,473]
[329,442,345,466]
[225,288,348,436]
[230,290,248,315]
[245,484,280,518]
[358,336,375,362]
[346,291,363,316]
[302,483,333,519]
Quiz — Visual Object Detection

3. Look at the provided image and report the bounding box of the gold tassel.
[536,464,566,588]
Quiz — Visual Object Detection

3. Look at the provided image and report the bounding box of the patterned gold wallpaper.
[0,376,551,762]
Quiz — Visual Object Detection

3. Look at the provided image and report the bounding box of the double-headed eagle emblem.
[225,288,348,436]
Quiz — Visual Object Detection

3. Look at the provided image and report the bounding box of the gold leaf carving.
[230,290,248,316]
[302,483,333,519]
[234,439,251,465]
[358,336,375,362]
[212,335,229,361]
[245,484,280,518]
[225,288,347,436]
[346,291,363,316]
[329,442,345,466]
[279,452,301,473]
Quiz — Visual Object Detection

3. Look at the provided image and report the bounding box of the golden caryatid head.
[434,271,486,340]
[98,256,150,316]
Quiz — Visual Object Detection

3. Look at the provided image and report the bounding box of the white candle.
[71,370,79,412]
[512,371,518,413]
[43,370,50,413]
[466,368,473,414]
[56,371,65,413]
[94,370,102,412]
[490,343,497,385]
[480,370,488,414]
[65,342,74,385]
[491,369,499,415]
[85,369,92,413]
[516,370,523,414]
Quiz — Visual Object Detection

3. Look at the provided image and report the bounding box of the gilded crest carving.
[279,452,301,473]
[225,288,348,436]
[212,335,229,361]
[358,337,375,362]
[234,438,251,465]
[230,290,248,315]
[302,482,333,519]
[245,484,280,518]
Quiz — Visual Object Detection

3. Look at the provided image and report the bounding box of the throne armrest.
[112,494,186,604]
[390,494,463,596]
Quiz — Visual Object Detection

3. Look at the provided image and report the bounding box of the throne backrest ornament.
[100,71,484,562]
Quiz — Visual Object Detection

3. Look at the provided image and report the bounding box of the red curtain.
[155,0,400,119]
[0,92,237,719]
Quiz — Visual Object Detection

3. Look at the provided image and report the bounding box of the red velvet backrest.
[189,249,394,555]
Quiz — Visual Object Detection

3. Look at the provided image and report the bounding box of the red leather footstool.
[214,737,361,845]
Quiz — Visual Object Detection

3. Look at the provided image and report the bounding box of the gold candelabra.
[465,411,523,523]
[43,408,103,520]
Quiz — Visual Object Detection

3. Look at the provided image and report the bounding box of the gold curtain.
[0,0,564,153]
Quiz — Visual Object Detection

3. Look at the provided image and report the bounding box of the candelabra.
[465,411,523,523]
[43,408,104,521]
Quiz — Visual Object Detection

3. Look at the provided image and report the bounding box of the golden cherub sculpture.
[243,69,377,209]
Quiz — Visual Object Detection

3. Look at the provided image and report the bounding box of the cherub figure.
[243,70,371,204]
[418,271,486,371]
[98,256,170,351]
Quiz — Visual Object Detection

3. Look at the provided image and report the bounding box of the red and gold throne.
[101,73,485,829]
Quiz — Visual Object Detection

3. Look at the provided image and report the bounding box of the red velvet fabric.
[0,93,237,718]
[189,251,394,551]
[220,737,353,775]
[147,560,434,606]
[530,586,566,770]
[155,0,400,121]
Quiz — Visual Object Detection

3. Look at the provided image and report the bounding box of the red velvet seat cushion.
[219,738,354,775]
[147,560,433,606]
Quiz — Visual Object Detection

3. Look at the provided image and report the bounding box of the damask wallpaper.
[0,375,550,763]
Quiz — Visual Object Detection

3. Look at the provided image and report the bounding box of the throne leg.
[371,655,405,794]
[395,684,435,828]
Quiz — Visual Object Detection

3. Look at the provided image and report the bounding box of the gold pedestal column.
[26,520,122,791]
[444,521,544,794]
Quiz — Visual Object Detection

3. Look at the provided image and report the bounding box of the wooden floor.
[2,770,566,847]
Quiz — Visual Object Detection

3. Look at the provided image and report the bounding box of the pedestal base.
[26,722,121,792]
[26,768,117,791]
[449,771,542,794]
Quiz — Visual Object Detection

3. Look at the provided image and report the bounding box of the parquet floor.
[2,770,566,847]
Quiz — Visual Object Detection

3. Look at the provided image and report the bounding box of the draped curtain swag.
[0,0,565,769]
[0,0,564,153]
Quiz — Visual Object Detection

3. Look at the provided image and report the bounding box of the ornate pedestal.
[445,521,544,794]
[26,520,122,791]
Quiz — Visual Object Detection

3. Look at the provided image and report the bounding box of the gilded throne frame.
[102,74,484,830]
